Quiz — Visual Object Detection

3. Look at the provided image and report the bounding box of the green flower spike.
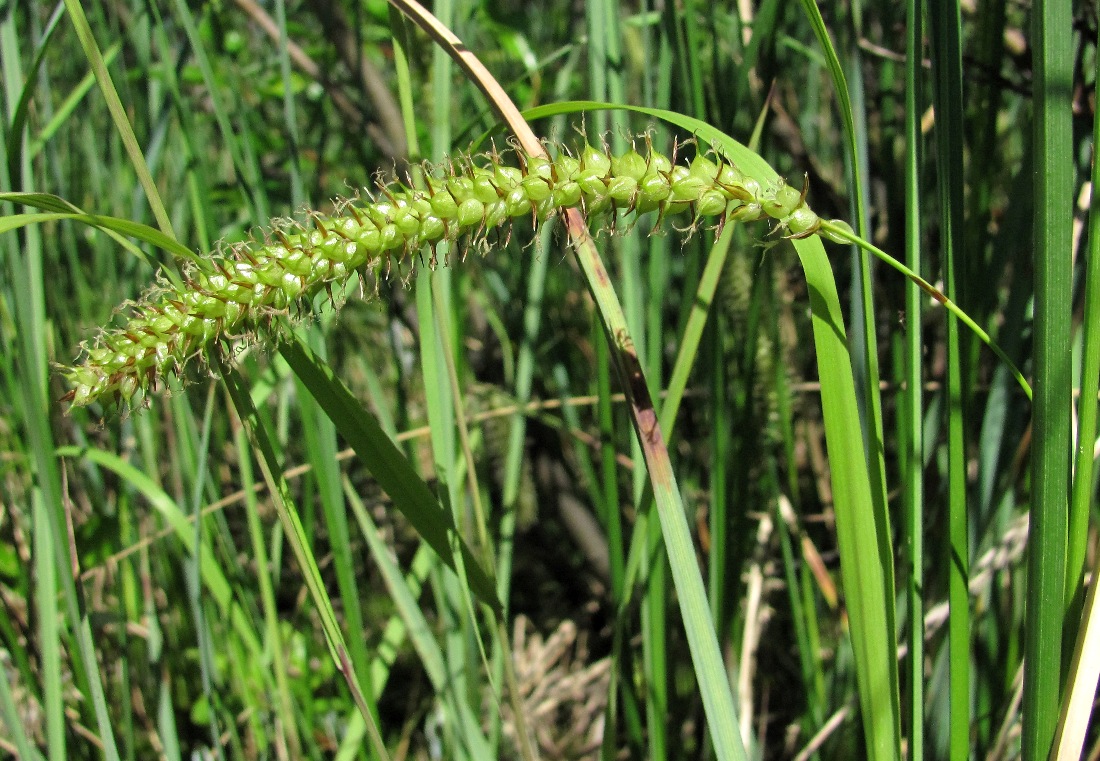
[61,137,841,408]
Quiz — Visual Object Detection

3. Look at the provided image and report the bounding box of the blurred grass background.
[0,0,1096,759]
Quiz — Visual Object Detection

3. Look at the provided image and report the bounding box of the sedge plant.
[3,0,1097,759]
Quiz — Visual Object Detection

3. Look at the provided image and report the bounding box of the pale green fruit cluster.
[61,140,844,407]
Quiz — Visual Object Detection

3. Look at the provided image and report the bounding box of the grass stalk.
[901,0,926,751]
[926,0,971,754]
[1049,22,1100,759]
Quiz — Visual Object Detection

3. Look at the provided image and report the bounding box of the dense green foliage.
[1,0,1096,759]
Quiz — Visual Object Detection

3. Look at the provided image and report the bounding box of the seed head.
[60,137,837,409]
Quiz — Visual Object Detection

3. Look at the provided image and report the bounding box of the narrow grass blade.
[295,338,375,698]
[901,0,926,751]
[54,446,267,659]
[0,201,200,266]
[31,492,64,761]
[1065,20,1100,624]
[1051,23,1100,759]
[217,356,391,760]
[278,334,501,612]
[926,0,971,753]
[0,651,40,760]
[60,0,174,238]
[1022,0,1075,758]
[346,483,494,760]
[4,1,64,179]
[791,234,900,761]
[233,426,302,757]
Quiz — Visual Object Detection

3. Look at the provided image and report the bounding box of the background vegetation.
[1,0,1097,759]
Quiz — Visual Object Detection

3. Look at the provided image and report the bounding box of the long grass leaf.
[1051,22,1100,758]
[233,425,302,757]
[60,0,174,238]
[791,234,900,761]
[278,335,501,611]
[346,483,495,759]
[1022,0,1075,757]
[926,0,971,753]
[902,0,926,752]
[217,356,391,760]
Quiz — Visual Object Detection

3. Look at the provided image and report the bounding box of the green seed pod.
[612,149,648,182]
[310,256,334,280]
[504,187,530,217]
[648,150,672,175]
[695,189,728,218]
[583,189,613,217]
[457,198,486,228]
[483,199,508,231]
[689,154,720,183]
[367,202,395,228]
[232,261,260,285]
[223,281,254,304]
[762,181,802,221]
[280,272,304,301]
[118,373,139,400]
[715,161,750,199]
[741,175,762,201]
[355,222,382,253]
[471,174,500,205]
[223,300,245,325]
[669,164,708,203]
[335,217,362,241]
[447,176,475,203]
[783,205,821,238]
[580,144,612,177]
[281,249,312,277]
[729,201,764,223]
[428,185,460,219]
[555,154,581,183]
[494,165,523,190]
[551,180,582,209]
[521,173,552,203]
[635,170,671,214]
[607,174,638,204]
[392,206,422,237]
[524,154,554,181]
[149,314,175,335]
[420,214,446,241]
[577,172,609,200]
[819,219,855,244]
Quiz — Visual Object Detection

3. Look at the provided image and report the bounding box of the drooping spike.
[61,135,837,408]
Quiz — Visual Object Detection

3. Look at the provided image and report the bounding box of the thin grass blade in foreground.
[1051,22,1100,757]
[790,233,899,761]
[279,335,501,610]
[231,424,302,758]
[901,0,926,750]
[927,0,971,752]
[217,356,391,760]
[1022,0,1074,757]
